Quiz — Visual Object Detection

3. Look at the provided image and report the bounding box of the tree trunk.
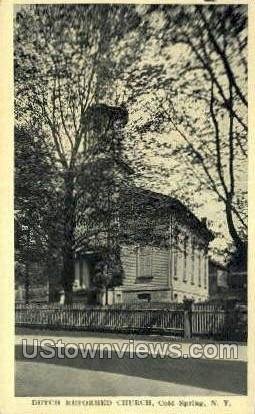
[62,247,75,305]
[226,200,247,270]
[24,227,30,304]
[24,261,30,304]
[61,172,76,305]
[225,199,243,250]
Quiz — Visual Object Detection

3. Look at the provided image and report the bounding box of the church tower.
[74,103,132,302]
[76,103,133,251]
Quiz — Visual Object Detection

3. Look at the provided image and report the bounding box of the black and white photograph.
[12,2,248,400]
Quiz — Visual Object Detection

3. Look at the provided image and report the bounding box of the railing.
[191,302,247,341]
[192,303,226,336]
[15,304,185,335]
[15,301,247,340]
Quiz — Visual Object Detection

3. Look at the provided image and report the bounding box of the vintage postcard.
[0,0,254,413]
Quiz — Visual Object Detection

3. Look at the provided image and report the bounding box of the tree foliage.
[131,5,247,259]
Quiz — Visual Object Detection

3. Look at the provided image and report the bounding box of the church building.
[72,103,214,304]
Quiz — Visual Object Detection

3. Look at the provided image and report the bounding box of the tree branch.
[210,80,229,196]
[197,6,247,107]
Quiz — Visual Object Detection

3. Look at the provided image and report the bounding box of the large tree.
[15,4,147,303]
[15,125,63,302]
[130,5,247,262]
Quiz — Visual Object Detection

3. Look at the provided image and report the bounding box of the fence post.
[183,299,193,338]
[224,298,238,340]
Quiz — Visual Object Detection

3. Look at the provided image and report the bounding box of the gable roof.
[120,186,214,242]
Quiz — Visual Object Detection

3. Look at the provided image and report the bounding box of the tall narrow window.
[198,250,201,287]
[136,247,153,283]
[204,252,208,288]
[173,230,179,280]
[183,235,188,282]
[191,240,195,285]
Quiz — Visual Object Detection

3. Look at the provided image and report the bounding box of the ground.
[15,329,247,397]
